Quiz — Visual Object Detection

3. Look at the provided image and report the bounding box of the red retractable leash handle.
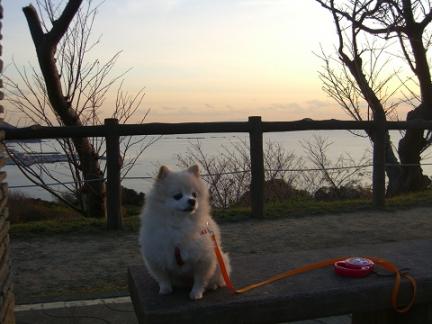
[208,231,416,314]
[334,257,375,278]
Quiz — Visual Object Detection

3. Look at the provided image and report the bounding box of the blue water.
[5,130,431,201]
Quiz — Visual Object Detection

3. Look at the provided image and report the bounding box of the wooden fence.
[1,2,16,322]
[4,116,432,229]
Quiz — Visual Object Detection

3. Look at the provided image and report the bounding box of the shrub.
[9,191,81,223]
[177,136,372,208]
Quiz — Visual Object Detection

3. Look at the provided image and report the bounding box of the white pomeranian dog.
[139,165,231,300]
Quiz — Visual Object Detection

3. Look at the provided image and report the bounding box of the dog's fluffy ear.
[188,165,200,177]
[157,165,170,180]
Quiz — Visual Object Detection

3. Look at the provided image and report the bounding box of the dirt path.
[11,207,432,304]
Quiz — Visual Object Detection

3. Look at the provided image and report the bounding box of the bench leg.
[352,303,432,324]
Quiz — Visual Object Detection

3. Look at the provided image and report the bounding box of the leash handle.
[211,248,416,314]
[202,225,416,314]
[366,257,417,313]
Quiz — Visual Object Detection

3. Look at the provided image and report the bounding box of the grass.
[214,189,432,222]
[9,189,432,237]
[212,197,372,222]
[10,208,141,238]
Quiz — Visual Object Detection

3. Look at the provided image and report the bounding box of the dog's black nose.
[188,199,196,207]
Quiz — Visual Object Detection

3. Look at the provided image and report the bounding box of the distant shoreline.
[4,131,432,201]
[5,147,106,166]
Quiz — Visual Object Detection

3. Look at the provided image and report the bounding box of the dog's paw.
[158,284,173,295]
[209,283,219,291]
[216,276,226,288]
[189,288,204,300]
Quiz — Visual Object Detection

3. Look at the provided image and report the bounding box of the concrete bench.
[128,239,432,324]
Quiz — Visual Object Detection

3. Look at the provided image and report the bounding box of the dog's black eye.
[173,193,183,200]
[191,192,197,198]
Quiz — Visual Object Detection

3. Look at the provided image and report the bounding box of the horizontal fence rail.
[4,119,432,140]
[4,121,250,140]
[3,116,432,229]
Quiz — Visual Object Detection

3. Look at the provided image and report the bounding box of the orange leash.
[210,232,235,291]
[234,257,344,294]
[367,257,417,313]
[209,233,416,313]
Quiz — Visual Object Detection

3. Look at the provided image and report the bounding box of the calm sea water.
[5,130,432,201]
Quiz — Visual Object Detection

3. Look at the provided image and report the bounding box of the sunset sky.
[4,1,348,124]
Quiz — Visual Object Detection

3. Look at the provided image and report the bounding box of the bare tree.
[177,140,248,208]
[315,0,432,195]
[5,0,154,216]
[302,135,371,199]
[177,139,303,208]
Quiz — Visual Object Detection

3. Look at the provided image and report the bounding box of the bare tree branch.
[6,0,155,216]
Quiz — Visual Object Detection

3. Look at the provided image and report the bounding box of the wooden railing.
[4,116,432,229]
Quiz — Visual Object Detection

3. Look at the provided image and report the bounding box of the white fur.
[139,165,231,300]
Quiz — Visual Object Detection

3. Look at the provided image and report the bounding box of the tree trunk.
[397,105,431,193]
[318,0,432,196]
[339,53,403,197]
[395,4,432,194]
[383,132,402,197]
[23,3,106,218]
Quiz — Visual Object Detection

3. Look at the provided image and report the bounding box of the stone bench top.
[128,239,432,324]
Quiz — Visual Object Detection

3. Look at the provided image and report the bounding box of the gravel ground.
[10,207,432,304]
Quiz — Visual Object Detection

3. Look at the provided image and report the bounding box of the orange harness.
[206,230,417,314]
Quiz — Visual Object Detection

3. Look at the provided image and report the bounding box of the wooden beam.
[5,119,432,141]
[372,118,386,208]
[105,119,122,230]
[249,116,264,219]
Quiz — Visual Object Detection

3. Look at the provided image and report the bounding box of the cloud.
[205,104,216,110]
[160,106,194,113]
[146,98,349,123]
[238,0,290,7]
[110,0,181,16]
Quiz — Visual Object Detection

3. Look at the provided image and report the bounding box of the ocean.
[4,130,432,201]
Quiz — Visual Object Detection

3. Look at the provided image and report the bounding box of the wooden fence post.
[372,118,386,208]
[249,116,264,218]
[105,118,123,230]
